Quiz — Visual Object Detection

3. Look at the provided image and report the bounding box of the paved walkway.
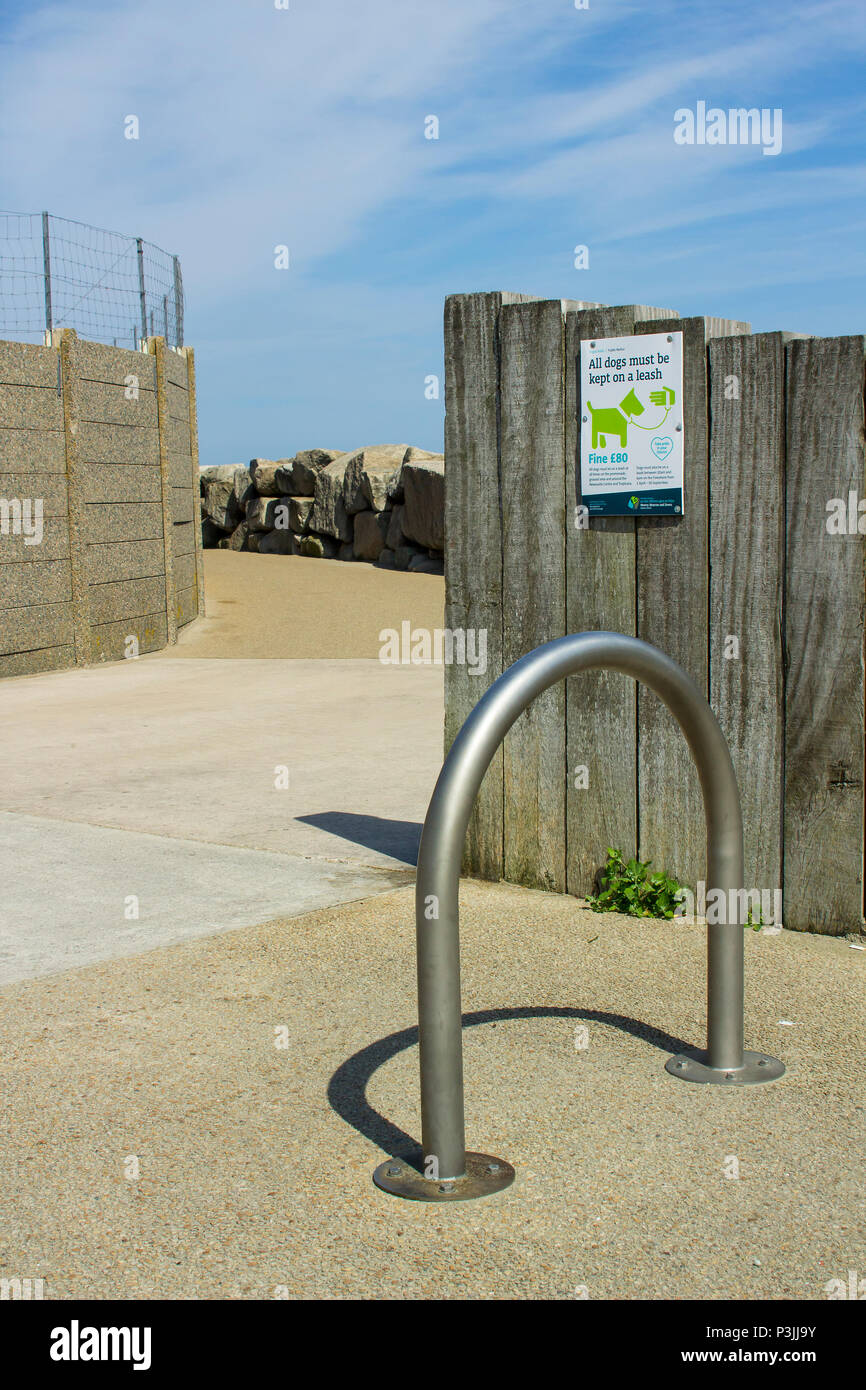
[1,552,862,1299]
[0,656,440,983]
[0,550,446,984]
[1,880,862,1299]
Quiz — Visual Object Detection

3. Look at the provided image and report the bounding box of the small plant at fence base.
[587,848,769,926]
[587,848,683,919]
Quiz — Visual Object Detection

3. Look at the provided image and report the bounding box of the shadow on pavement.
[296,811,422,865]
[328,1005,695,1171]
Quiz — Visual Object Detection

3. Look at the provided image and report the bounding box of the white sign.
[579,331,684,516]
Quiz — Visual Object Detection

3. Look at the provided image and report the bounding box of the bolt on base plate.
[372,1151,515,1202]
[665,1048,785,1084]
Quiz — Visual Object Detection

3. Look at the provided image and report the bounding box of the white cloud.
[1,0,863,459]
[1,0,862,297]
[0,0,546,286]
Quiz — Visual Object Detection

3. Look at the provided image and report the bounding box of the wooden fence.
[444,294,865,935]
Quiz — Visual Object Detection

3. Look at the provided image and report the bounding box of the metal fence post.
[373,632,784,1203]
[136,237,148,344]
[173,255,184,347]
[42,211,53,337]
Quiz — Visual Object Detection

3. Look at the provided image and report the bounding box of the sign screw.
[675,423,682,431]
[582,415,588,423]
[590,341,596,348]
[439,1181,455,1193]
[667,334,673,342]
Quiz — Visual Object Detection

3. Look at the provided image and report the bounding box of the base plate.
[372,1151,515,1202]
[665,1048,785,1084]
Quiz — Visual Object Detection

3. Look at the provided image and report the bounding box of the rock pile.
[199,445,444,573]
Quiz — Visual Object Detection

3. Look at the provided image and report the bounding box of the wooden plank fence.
[444,293,865,934]
[784,335,866,932]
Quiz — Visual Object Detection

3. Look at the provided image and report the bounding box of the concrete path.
[0,879,862,1300]
[3,553,860,1299]
[0,811,411,985]
[0,656,440,982]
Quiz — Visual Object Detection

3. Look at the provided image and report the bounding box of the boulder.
[394,543,425,571]
[342,445,407,514]
[199,464,243,485]
[387,447,441,504]
[233,467,256,510]
[307,456,353,541]
[201,517,224,548]
[199,447,444,571]
[258,528,296,555]
[246,496,282,532]
[271,459,296,494]
[270,500,292,532]
[275,449,342,497]
[300,534,340,559]
[352,509,389,561]
[408,552,444,574]
[385,504,406,552]
[201,465,251,531]
[249,458,283,496]
[402,456,444,550]
[286,496,314,532]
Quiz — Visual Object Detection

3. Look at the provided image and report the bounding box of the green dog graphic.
[586,387,645,448]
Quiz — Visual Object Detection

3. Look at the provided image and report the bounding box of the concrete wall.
[0,330,202,677]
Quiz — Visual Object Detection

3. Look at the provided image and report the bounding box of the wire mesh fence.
[0,210,183,349]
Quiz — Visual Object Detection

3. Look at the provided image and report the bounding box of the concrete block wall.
[0,330,202,677]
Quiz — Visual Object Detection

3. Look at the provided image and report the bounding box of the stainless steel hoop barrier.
[373,632,784,1203]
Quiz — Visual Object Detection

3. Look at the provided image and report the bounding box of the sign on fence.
[579,329,684,515]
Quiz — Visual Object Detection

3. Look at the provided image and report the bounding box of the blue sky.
[1,0,864,465]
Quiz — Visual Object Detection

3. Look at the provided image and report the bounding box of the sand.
[167,550,445,660]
